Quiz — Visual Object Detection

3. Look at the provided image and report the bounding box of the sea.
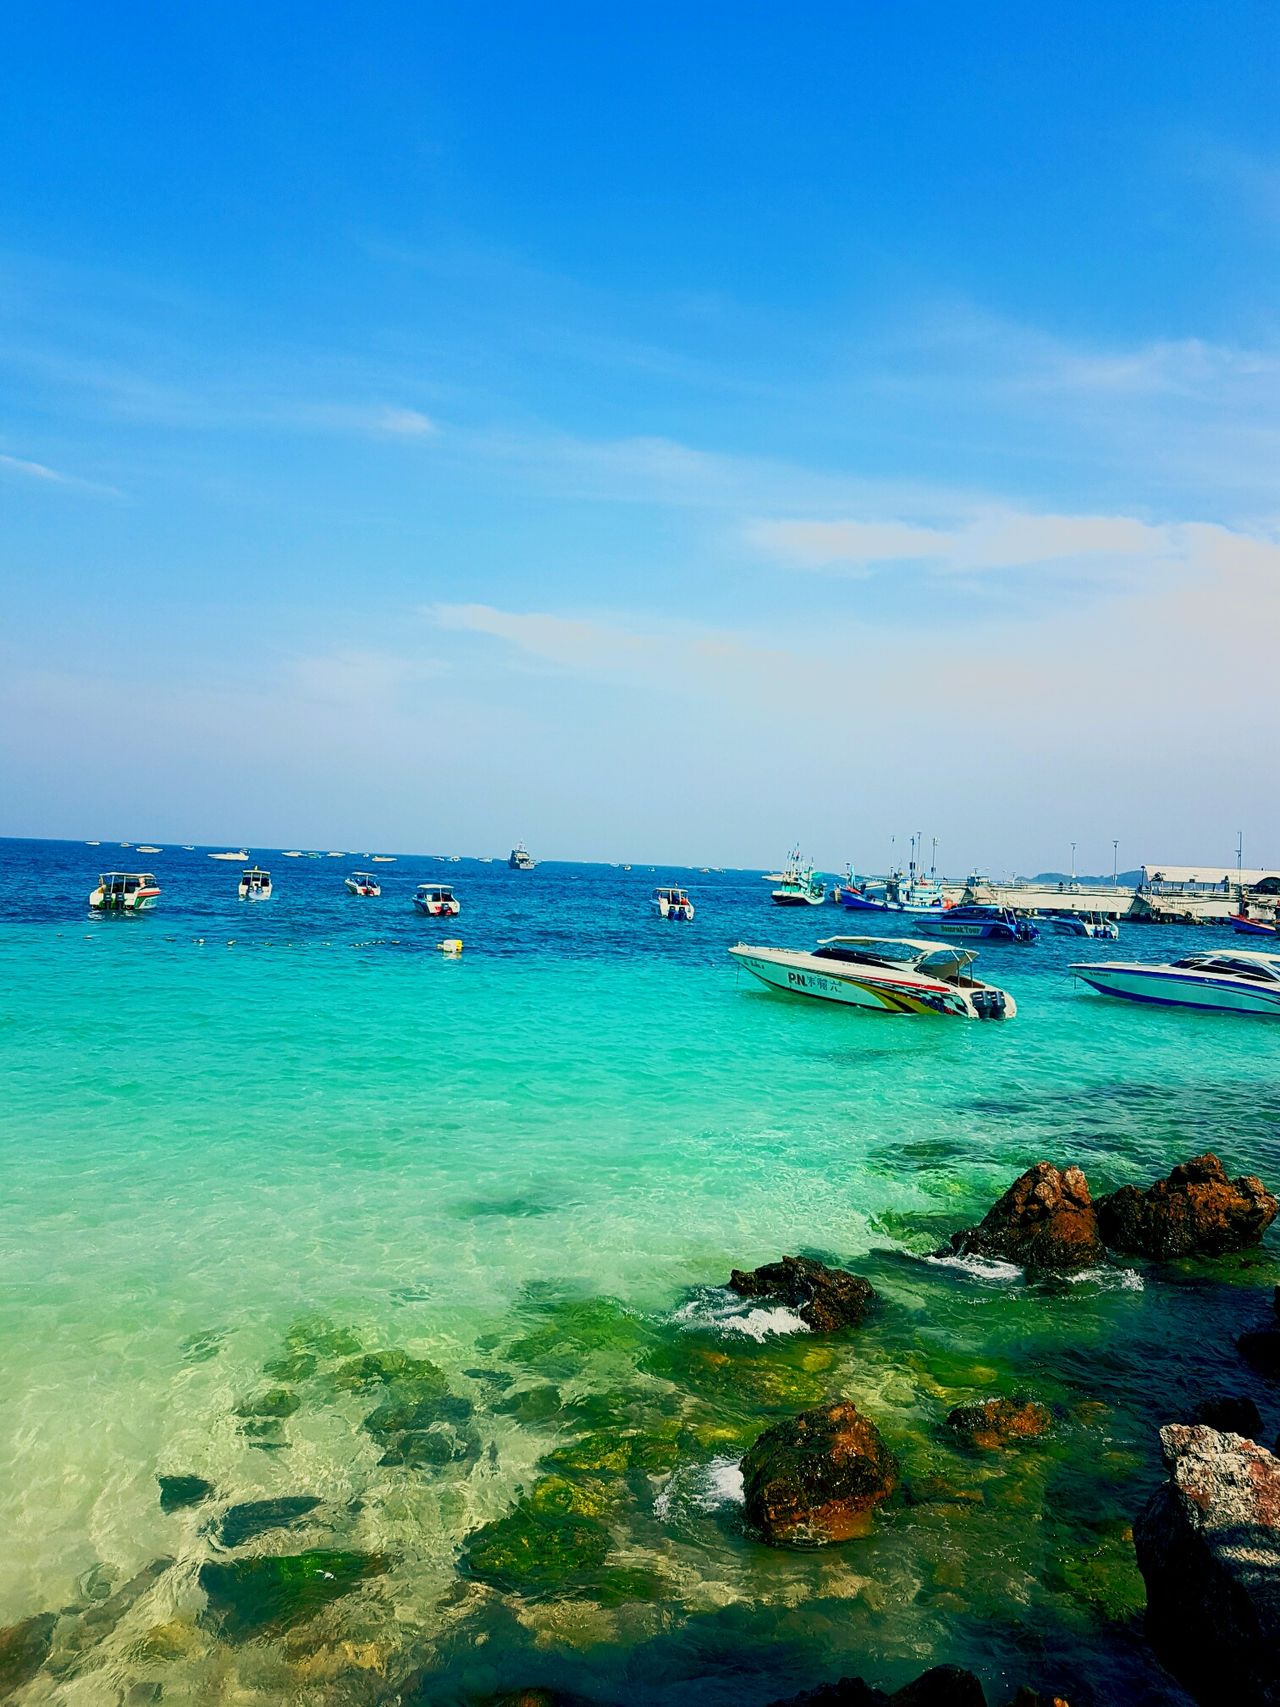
[1,836,1277,1705]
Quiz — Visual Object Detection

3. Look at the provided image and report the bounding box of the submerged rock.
[158,1473,215,1513]
[284,1314,362,1358]
[0,1613,57,1697]
[727,1256,876,1333]
[220,1496,323,1548]
[263,1351,319,1382]
[333,1350,446,1392]
[765,1668,987,1707]
[1192,1395,1264,1438]
[945,1398,1052,1450]
[741,1401,898,1546]
[461,1501,611,1596]
[1134,1424,1280,1706]
[234,1388,301,1419]
[199,1550,389,1640]
[1097,1154,1278,1259]
[1238,1329,1280,1380]
[945,1164,1104,1278]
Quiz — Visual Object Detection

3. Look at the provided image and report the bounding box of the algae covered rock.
[334,1349,447,1392]
[0,1613,57,1697]
[946,1397,1052,1450]
[284,1315,362,1358]
[461,1501,611,1596]
[741,1400,898,1546]
[199,1550,388,1640]
[1134,1424,1280,1706]
[235,1388,301,1419]
[946,1163,1104,1278]
[1097,1153,1277,1260]
[263,1351,318,1382]
[727,1255,876,1333]
[220,1496,323,1548]
[158,1473,215,1513]
[362,1380,477,1467]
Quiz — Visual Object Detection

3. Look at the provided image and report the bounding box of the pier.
[940,863,1280,926]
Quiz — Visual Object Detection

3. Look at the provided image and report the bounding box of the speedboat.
[730,935,1016,1019]
[1071,950,1280,1017]
[136,845,162,854]
[1050,912,1119,940]
[210,849,248,861]
[653,886,695,921]
[345,871,381,896]
[935,904,1038,943]
[771,850,825,906]
[239,866,272,900]
[413,882,460,917]
[89,872,160,913]
[1232,913,1278,938]
[371,855,396,863]
[510,842,537,870]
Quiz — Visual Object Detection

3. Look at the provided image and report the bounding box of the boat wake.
[671,1287,810,1340]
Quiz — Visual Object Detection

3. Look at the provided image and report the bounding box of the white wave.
[654,1455,745,1520]
[921,1252,1024,1284]
[671,1289,810,1340]
[1064,1264,1144,1292]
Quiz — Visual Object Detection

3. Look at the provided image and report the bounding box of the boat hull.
[730,947,1014,1019]
[89,891,158,913]
[1073,966,1280,1017]
[413,900,460,916]
[1232,917,1278,937]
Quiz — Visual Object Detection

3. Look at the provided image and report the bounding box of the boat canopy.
[99,872,156,889]
[416,884,454,898]
[1171,952,1280,980]
[351,871,377,884]
[242,866,270,878]
[655,887,690,901]
[816,935,979,973]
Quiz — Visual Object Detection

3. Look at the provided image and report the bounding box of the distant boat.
[89,871,160,914]
[935,904,1038,944]
[1051,912,1120,940]
[653,886,695,921]
[326,851,345,858]
[85,840,100,846]
[283,851,303,858]
[730,935,1016,1020]
[182,845,195,851]
[1232,913,1278,938]
[1072,950,1280,1017]
[136,845,162,854]
[771,849,825,906]
[210,849,248,861]
[345,871,381,896]
[239,866,272,901]
[371,855,396,863]
[413,882,460,917]
[509,842,536,870]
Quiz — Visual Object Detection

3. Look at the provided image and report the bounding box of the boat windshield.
[1173,954,1280,982]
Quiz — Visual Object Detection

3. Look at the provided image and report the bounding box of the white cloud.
[0,451,122,498]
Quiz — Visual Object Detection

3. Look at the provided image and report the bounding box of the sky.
[1,2,1278,872]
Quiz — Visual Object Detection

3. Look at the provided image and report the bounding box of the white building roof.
[1143,864,1280,886]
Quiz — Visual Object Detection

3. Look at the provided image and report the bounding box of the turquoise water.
[1,839,1277,1704]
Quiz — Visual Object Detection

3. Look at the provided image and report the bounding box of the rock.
[0,1613,56,1698]
[158,1473,215,1513]
[1134,1424,1280,1706]
[1192,1395,1264,1437]
[945,1397,1052,1449]
[892,1671,987,1707]
[333,1350,446,1392]
[461,1501,611,1595]
[493,1383,563,1424]
[1239,1329,1280,1380]
[741,1401,898,1546]
[220,1496,323,1548]
[199,1550,389,1640]
[284,1315,362,1358]
[727,1256,876,1333]
[263,1351,318,1381]
[946,1164,1104,1278]
[1097,1153,1277,1260]
[234,1388,301,1419]
[1008,1693,1073,1707]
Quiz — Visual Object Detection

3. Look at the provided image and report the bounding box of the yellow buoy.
[438,938,463,956]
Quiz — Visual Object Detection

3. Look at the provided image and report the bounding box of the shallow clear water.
[1,838,1277,1704]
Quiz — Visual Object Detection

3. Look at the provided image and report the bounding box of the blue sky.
[2,3,1278,870]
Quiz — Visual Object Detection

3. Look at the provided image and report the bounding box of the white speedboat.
[653,886,694,921]
[371,855,396,863]
[1051,912,1119,940]
[771,850,825,906]
[1071,950,1280,1017]
[730,935,1016,1019]
[413,882,460,917]
[239,866,272,900]
[136,845,162,854]
[89,872,160,913]
[509,842,537,870]
[210,849,248,861]
[345,871,381,896]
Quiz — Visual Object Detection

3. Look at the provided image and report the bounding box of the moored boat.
[1071,950,1280,1017]
[89,872,160,913]
[413,882,460,917]
[345,871,381,897]
[1232,913,1278,937]
[210,849,248,861]
[653,886,695,921]
[238,866,272,900]
[1050,911,1119,939]
[771,849,825,906]
[935,904,1038,944]
[509,842,537,870]
[730,935,1015,1019]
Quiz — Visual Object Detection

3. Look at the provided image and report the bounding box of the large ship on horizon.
[509,841,537,870]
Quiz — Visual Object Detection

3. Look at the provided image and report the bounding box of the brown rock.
[727,1256,875,1333]
[1134,1424,1280,1707]
[946,1397,1052,1449]
[946,1163,1104,1278]
[1097,1153,1277,1260]
[741,1401,898,1546]
[0,1614,56,1698]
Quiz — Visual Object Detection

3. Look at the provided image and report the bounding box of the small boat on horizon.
[239,866,272,900]
[1071,949,1280,1017]
[210,849,248,862]
[653,886,695,921]
[730,935,1015,1019]
[136,845,162,854]
[89,872,160,914]
[414,882,460,917]
[509,842,537,870]
[371,855,396,863]
[345,871,381,897]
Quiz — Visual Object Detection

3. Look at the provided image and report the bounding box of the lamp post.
[1070,842,1076,888]
[1112,840,1118,886]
